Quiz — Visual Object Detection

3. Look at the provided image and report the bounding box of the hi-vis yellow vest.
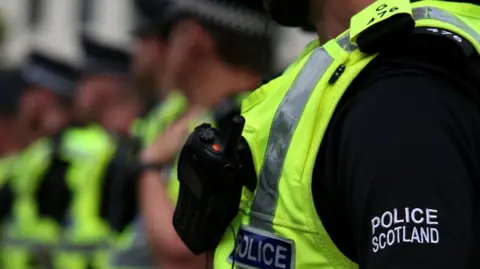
[109,92,187,269]
[214,1,480,268]
[54,125,116,269]
[131,91,187,147]
[1,139,59,269]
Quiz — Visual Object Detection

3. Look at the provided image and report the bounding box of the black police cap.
[0,69,24,115]
[164,0,269,37]
[22,51,79,98]
[133,0,172,37]
[81,34,132,76]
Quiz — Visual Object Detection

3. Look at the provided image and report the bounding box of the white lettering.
[372,217,380,234]
[411,208,424,224]
[372,237,379,253]
[247,237,256,261]
[238,236,248,257]
[379,233,386,249]
[275,246,287,269]
[258,241,262,263]
[229,227,294,268]
[263,243,274,265]
[393,208,404,224]
[394,226,402,242]
[405,208,410,222]
[402,226,411,242]
[371,208,441,253]
[386,230,395,246]
[426,209,438,225]
[441,30,452,36]
[381,211,393,228]
[420,227,429,243]
[411,227,420,243]
[431,228,440,243]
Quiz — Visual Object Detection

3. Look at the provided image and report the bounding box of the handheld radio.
[174,115,246,254]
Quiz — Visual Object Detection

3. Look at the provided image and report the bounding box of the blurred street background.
[0,0,316,268]
[0,0,314,70]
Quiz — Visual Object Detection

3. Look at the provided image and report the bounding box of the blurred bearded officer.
[1,51,80,269]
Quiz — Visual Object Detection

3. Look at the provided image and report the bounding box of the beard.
[133,72,157,98]
[132,72,161,111]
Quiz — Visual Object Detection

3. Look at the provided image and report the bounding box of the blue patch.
[228,226,295,269]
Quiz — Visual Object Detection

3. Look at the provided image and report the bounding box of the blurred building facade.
[0,0,316,71]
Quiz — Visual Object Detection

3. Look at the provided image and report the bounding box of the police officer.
[136,0,273,267]
[75,34,136,133]
[0,69,31,224]
[16,52,78,145]
[130,0,188,148]
[1,51,80,269]
[131,0,171,106]
[50,32,136,269]
[0,69,30,157]
[107,1,189,268]
[0,70,26,269]
[194,0,480,268]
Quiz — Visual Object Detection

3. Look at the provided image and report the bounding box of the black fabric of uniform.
[101,134,141,233]
[313,34,480,269]
[36,130,71,224]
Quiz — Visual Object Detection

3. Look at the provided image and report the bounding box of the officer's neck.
[312,0,373,43]
[187,62,260,108]
[0,120,23,157]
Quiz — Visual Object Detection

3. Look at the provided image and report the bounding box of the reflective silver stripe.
[337,33,358,52]
[110,218,156,268]
[59,241,110,252]
[413,6,480,44]
[1,237,53,247]
[110,248,156,268]
[247,5,480,233]
[337,7,480,54]
[249,47,334,231]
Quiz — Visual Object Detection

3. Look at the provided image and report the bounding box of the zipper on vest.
[329,64,346,84]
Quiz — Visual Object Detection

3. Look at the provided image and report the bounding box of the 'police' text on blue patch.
[228,226,295,269]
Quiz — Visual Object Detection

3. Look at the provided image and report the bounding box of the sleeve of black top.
[337,71,479,269]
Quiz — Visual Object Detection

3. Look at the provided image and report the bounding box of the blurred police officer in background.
[47,30,139,269]
[0,69,36,230]
[0,69,23,215]
[0,70,27,266]
[0,69,23,217]
[107,1,189,268]
[129,0,187,148]
[0,70,31,157]
[1,50,80,269]
[174,0,480,268]
[75,34,138,134]
[16,52,78,145]
[134,0,273,268]
[131,0,170,106]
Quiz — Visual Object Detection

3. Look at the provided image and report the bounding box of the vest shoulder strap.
[36,130,71,224]
[349,0,480,56]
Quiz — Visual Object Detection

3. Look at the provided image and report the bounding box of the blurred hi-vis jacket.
[52,125,116,269]
[0,139,56,269]
[109,91,187,269]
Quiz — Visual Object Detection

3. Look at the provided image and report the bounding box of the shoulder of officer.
[60,126,116,160]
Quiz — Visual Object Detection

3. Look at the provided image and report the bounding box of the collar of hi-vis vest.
[242,0,480,114]
[244,0,480,237]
